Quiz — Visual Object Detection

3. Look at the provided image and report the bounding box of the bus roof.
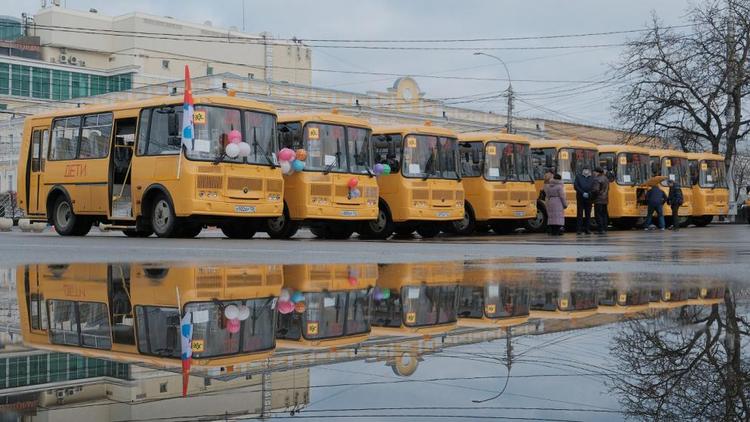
[26,95,277,120]
[649,148,688,159]
[458,132,530,145]
[278,113,371,128]
[686,152,725,161]
[597,144,651,154]
[528,139,598,150]
[372,124,458,138]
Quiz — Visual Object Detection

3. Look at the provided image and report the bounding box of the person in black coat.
[573,166,594,234]
[644,185,667,230]
[667,180,684,231]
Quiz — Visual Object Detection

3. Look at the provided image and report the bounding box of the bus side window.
[30,130,42,172]
[277,122,302,150]
[458,142,482,177]
[48,300,112,349]
[599,153,614,174]
[137,107,182,156]
[49,116,81,161]
[80,113,113,159]
[373,134,402,173]
[531,149,548,180]
[650,158,660,177]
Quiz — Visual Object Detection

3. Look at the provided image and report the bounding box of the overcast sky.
[1,0,692,127]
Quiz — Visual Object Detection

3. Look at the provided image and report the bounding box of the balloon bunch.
[224,130,252,159]
[372,163,392,176]
[277,288,307,315]
[371,286,392,301]
[348,177,361,199]
[223,303,251,334]
[278,148,307,175]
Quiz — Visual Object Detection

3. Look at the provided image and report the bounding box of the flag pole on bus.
[177,287,193,397]
[177,65,194,179]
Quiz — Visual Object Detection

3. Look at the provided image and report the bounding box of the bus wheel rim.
[268,215,285,232]
[370,210,387,232]
[455,212,470,230]
[153,200,171,231]
[528,211,544,229]
[56,201,72,229]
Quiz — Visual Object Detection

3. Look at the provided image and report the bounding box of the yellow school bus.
[449,132,536,235]
[275,263,377,348]
[16,95,283,238]
[649,149,693,225]
[457,266,530,327]
[18,262,282,373]
[268,113,379,239]
[687,152,729,226]
[360,123,464,239]
[528,139,599,231]
[597,145,652,229]
[529,271,598,319]
[371,262,462,336]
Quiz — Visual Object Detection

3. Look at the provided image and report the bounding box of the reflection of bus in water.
[597,276,651,314]
[687,152,729,226]
[597,144,653,229]
[649,149,694,224]
[275,264,377,348]
[528,139,599,231]
[18,263,282,372]
[371,262,462,335]
[529,271,598,319]
[648,280,689,309]
[457,267,530,327]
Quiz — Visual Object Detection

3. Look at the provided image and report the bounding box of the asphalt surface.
[1,224,748,279]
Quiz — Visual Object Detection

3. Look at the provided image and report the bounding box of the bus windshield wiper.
[354,139,375,177]
[252,127,276,168]
[323,138,341,175]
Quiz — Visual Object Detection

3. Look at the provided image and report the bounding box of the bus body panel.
[687,153,729,218]
[649,149,694,216]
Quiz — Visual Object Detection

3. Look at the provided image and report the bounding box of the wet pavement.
[0,225,748,421]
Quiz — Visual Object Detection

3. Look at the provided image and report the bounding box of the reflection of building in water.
[458,267,531,328]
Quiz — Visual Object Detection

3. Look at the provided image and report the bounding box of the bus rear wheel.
[265,204,299,239]
[150,194,179,238]
[449,205,476,236]
[523,206,547,233]
[358,203,394,239]
[52,196,92,236]
[221,222,256,239]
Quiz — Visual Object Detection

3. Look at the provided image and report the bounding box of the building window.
[162,60,170,70]
[32,68,51,99]
[0,63,9,95]
[206,66,213,75]
[11,64,30,97]
[160,382,168,393]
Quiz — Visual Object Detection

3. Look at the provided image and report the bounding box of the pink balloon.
[278,148,295,162]
[227,318,241,334]
[228,129,242,144]
[278,300,295,314]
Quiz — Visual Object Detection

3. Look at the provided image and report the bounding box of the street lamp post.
[474,52,513,133]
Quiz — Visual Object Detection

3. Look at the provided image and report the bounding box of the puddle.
[0,260,746,421]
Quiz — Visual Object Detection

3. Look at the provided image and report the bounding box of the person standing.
[644,185,667,231]
[544,173,568,236]
[573,166,594,234]
[591,167,610,234]
[667,180,684,231]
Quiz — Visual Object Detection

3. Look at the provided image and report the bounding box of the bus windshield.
[401,285,458,327]
[485,142,532,182]
[346,126,373,175]
[558,148,597,182]
[616,152,650,185]
[662,157,691,187]
[184,106,276,166]
[304,123,347,172]
[700,160,727,188]
[458,284,530,319]
[402,135,459,180]
[276,290,370,340]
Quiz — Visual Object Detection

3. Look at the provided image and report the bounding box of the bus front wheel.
[150,194,179,238]
[52,196,92,236]
[523,205,547,233]
[265,204,299,239]
[359,204,394,239]
[449,204,476,236]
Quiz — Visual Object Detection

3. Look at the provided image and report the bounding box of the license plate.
[234,205,256,213]
[436,212,450,218]
[514,211,525,217]
[341,210,358,217]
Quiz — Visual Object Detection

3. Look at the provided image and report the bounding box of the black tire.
[393,224,416,237]
[449,204,476,236]
[692,216,712,227]
[491,220,518,235]
[359,202,395,239]
[150,194,179,238]
[475,222,491,233]
[523,204,547,233]
[265,203,299,239]
[52,196,91,236]
[311,223,353,240]
[221,222,256,239]
[176,222,203,238]
[123,228,153,238]
[416,223,441,238]
[677,216,690,228]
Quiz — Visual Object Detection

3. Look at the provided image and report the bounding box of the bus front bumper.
[186,198,283,218]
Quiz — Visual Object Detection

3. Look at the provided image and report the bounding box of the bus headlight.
[366,199,377,207]
[455,200,462,207]
[199,191,219,199]
[312,197,329,205]
[413,200,427,207]
[267,193,281,201]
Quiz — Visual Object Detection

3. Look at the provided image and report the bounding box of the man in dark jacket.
[667,180,684,231]
[573,166,594,234]
[644,185,667,231]
[591,167,609,234]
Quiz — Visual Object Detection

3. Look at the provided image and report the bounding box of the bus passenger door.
[27,128,48,215]
[109,118,137,220]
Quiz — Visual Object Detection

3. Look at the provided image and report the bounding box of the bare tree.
[609,291,750,420]
[614,0,750,204]
[732,150,750,202]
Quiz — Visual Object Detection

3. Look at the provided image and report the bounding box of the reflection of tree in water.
[609,290,750,420]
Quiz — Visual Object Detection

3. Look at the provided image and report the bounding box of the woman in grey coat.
[544,173,568,236]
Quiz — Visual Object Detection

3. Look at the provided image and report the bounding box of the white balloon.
[237,305,251,321]
[279,288,291,302]
[280,160,292,175]
[238,142,251,157]
[224,304,240,319]
[225,143,240,158]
